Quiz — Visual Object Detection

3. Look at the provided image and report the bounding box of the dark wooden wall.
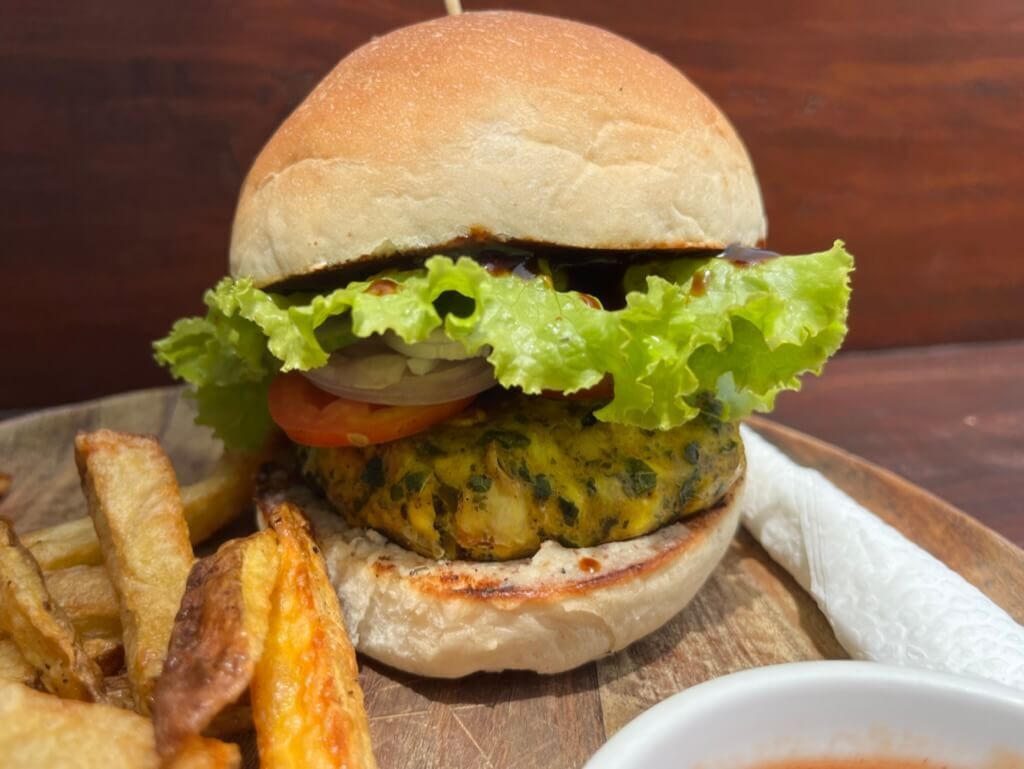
[2,0,1022,407]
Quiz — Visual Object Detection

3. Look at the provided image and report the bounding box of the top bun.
[230,11,766,286]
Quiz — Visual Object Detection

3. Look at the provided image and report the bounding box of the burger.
[154,11,852,677]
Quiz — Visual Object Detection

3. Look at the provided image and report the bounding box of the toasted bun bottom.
[282,471,743,678]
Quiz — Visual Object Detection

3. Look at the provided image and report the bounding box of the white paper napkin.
[739,424,1024,692]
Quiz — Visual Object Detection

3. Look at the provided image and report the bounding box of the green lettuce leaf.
[154,242,853,450]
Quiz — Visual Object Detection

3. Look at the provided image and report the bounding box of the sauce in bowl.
[751,759,954,769]
[583,662,1024,769]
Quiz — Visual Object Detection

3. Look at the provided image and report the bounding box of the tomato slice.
[268,372,474,448]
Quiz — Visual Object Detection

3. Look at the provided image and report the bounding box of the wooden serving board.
[2,387,1023,769]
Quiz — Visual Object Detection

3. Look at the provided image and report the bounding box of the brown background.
[2,0,1023,408]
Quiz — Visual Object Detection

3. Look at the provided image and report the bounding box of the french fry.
[82,633,124,676]
[180,450,266,544]
[103,672,137,711]
[0,681,240,769]
[23,450,262,571]
[20,516,101,571]
[0,519,105,701]
[205,702,254,739]
[0,632,123,681]
[0,638,38,687]
[44,564,121,638]
[169,736,243,769]
[251,500,378,769]
[74,430,194,714]
[0,471,10,501]
[154,530,279,760]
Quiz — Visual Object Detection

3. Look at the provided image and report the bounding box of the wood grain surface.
[3,0,1023,407]
[771,340,1024,547]
[1,387,1021,768]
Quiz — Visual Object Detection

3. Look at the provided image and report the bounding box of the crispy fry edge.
[154,530,278,760]
[0,518,106,701]
[24,450,264,572]
[0,680,239,769]
[251,501,378,769]
[74,429,194,714]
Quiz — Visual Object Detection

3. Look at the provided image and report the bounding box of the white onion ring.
[302,343,497,405]
[382,330,488,360]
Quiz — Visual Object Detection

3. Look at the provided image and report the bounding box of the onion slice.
[383,329,487,360]
[302,341,497,405]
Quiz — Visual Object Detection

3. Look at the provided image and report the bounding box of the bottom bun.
[277,470,743,678]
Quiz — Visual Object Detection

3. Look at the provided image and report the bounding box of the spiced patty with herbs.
[299,391,744,561]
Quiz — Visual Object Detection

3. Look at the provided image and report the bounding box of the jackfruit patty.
[299,392,744,561]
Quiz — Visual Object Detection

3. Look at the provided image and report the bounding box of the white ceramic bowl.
[585,661,1024,769]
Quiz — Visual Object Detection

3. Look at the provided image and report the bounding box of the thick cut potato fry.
[82,633,124,676]
[205,703,254,738]
[0,632,122,681]
[154,530,279,759]
[74,430,194,714]
[0,681,239,769]
[1,629,121,679]
[103,672,136,710]
[20,516,101,571]
[44,564,121,637]
[252,500,378,769]
[24,450,262,571]
[169,736,243,769]
[0,519,105,701]
[180,450,266,544]
[0,638,38,687]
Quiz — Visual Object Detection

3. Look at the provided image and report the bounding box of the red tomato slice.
[268,372,474,448]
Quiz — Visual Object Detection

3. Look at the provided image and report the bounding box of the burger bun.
[267,471,743,678]
[230,11,766,287]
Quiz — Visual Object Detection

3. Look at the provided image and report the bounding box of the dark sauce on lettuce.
[268,240,781,306]
[479,251,542,280]
[474,247,635,309]
[690,269,709,297]
[475,243,781,309]
[364,277,400,295]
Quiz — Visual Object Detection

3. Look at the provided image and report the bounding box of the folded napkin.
[739,425,1024,692]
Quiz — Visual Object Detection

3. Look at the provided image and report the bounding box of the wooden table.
[3,340,1021,547]
[770,340,1024,547]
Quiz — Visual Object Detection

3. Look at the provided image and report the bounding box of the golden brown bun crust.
[230,11,766,286]
[264,471,743,678]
